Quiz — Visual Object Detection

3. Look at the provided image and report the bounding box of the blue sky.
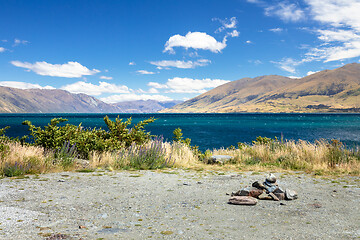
[1,0,360,103]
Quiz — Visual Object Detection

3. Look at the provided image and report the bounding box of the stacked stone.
[228,174,298,205]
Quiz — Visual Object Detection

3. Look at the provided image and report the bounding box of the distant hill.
[161,63,360,113]
[0,87,121,113]
[0,86,181,113]
[113,100,183,113]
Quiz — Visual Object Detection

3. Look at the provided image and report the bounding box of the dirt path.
[0,170,359,239]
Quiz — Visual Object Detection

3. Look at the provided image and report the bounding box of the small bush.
[2,162,29,177]
[115,137,174,170]
[54,141,78,169]
[326,140,349,168]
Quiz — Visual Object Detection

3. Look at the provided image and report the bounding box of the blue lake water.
[0,113,360,150]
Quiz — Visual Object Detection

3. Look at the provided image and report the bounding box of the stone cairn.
[228,174,298,205]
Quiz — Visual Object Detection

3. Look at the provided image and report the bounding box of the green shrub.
[172,127,202,160]
[244,157,261,165]
[2,162,29,177]
[252,136,275,145]
[173,128,191,146]
[22,116,155,159]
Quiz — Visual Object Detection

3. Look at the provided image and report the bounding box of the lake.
[0,113,360,150]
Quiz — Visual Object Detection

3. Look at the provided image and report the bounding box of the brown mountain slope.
[169,75,297,112]
[0,87,121,113]
[162,63,360,113]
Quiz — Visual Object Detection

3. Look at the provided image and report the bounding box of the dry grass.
[87,141,201,169]
[0,139,359,176]
[0,141,55,176]
[209,139,360,175]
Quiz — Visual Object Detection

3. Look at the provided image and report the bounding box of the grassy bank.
[0,118,359,177]
[1,137,359,177]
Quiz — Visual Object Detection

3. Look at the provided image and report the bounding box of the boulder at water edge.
[209,155,233,164]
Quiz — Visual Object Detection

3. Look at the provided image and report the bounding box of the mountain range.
[162,63,360,113]
[1,63,359,113]
[0,87,180,113]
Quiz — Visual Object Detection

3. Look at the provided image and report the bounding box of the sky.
[1,0,360,103]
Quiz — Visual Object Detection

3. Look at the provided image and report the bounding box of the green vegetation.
[0,119,359,177]
[114,137,174,170]
[22,116,155,158]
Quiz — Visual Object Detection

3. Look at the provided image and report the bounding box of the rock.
[266,173,277,183]
[273,187,285,194]
[310,203,322,208]
[209,155,233,164]
[252,181,266,190]
[264,178,278,192]
[75,159,90,169]
[232,189,250,196]
[285,189,298,200]
[264,183,278,193]
[269,192,279,201]
[274,192,285,200]
[249,188,264,198]
[258,192,273,200]
[232,187,264,198]
[228,196,258,205]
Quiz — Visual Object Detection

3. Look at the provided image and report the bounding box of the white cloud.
[11,61,100,78]
[269,28,284,33]
[149,77,230,94]
[250,0,360,69]
[0,47,5,52]
[101,94,173,103]
[272,57,304,73]
[148,82,168,89]
[307,70,320,76]
[265,2,305,22]
[317,29,360,42]
[100,76,113,80]
[129,61,136,66]
[213,17,237,33]
[0,81,55,89]
[228,30,240,38]
[137,88,160,94]
[137,70,156,75]
[288,76,302,79]
[249,59,263,65]
[148,88,159,94]
[245,40,253,44]
[61,81,130,96]
[164,32,227,54]
[246,0,264,4]
[13,38,29,46]
[303,0,360,62]
[149,59,211,69]
[307,0,360,31]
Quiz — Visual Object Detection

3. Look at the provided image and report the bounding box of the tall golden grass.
[1,139,359,176]
[0,141,54,176]
[212,139,360,175]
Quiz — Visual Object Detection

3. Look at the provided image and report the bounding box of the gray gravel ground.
[0,170,359,240]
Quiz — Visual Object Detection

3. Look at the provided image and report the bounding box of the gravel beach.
[0,170,359,240]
